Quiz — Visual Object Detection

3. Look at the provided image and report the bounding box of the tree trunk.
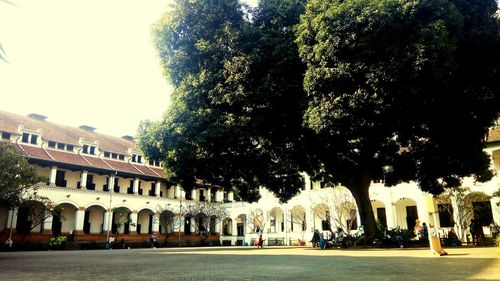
[347,175,378,239]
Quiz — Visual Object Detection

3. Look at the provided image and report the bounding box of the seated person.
[394,226,404,248]
[335,227,346,246]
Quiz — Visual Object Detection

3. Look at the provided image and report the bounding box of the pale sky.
[0,0,257,138]
[0,0,173,137]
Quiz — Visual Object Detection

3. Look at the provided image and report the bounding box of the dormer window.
[82,144,96,155]
[48,141,56,148]
[57,143,65,150]
[131,154,142,163]
[2,132,11,140]
[21,132,39,145]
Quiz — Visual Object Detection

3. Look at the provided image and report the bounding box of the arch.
[247,209,263,233]
[112,206,132,235]
[85,205,106,234]
[269,207,284,233]
[158,210,176,234]
[290,205,306,233]
[16,200,47,234]
[464,191,493,227]
[370,199,388,228]
[55,203,78,235]
[137,208,155,234]
[312,203,331,231]
[394,197,419,230]
[53,200,79,209]
[236,214,246,236]
[222,217,233,236]
[84,202,107,210]
[184,214,192,235]
[137,207,155,213]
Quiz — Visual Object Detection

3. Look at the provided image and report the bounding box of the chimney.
[122,135,135,141]
[79,125,96,132]
[28,113,47,121]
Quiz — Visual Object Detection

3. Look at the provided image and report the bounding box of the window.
[1,132,11,140]
[57,143,65,150]
[104,152,110,158]
[21,133,29,143]
[66,145,74,152]
[438,204,454,227]
[89,146,95,155]
[83,144,88,154]
[111,153,118,159]
[30,134,38,145]
[137,155,142,163]
[118,154,125,161]
[48,141,56,148]
[82,144,96,155]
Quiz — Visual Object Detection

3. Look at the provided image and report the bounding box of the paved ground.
[0,246,499,280]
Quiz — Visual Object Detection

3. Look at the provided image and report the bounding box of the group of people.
[310,228,346,249]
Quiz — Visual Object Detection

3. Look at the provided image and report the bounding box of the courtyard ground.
[0,246,498,280]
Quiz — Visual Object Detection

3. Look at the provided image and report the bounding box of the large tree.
[296,0,500,236]
[140,0,310,202]
[141,0,500,239]
[0,142,41,209]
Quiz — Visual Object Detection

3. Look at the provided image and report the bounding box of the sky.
[0,0,174,137]
[0,0,258,138]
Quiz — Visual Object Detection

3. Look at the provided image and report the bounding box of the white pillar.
[49,166,57,185]
[103,210,113,232]
[7,209,18,229]
[207,188,212,202]
[43,213,53,234]
[191,189,197,201]
[130,212,138,234]
[152,214,160,232]
[228,191,234,202]
[155,182,161,197]
[80,170,88,189]
[133,178,139,195]
[75,208,85,234]
[108,175,115,193]
[306,206,314,233]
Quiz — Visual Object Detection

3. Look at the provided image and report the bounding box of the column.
[207,188,212,202]
[215,189,222,202]
[75,207,86,235]
[49,166,57,186]
[129,211,138,234]
[6,209,18,231]
[108,175,115,193]
[80,170,88,189]
[42,213,53,234]
[191,189,198,201]
[384,201,396,229]
[228,191,234,202]
[103,210,113,232]
[155,182,161,197]
[306,206,314,233]
[133,178,139,195]
[152,213,160,233]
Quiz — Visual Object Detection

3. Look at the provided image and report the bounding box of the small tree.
[155,204,182,243]
[112,207,134,240]
[0,142,44,209]
[290,206,307,239]
[246,208,266,234]
[436,187,491,241]
[311,186,358,234]
[184,201,228,244]
[16,194,60,235]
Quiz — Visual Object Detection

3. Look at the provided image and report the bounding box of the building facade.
[1,110,499,247]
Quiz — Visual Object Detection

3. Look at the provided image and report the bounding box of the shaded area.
[0,247,498,280]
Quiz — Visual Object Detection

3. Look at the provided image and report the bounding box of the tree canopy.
[141,0,500,237]
[0,142,41,209]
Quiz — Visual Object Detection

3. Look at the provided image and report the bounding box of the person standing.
[489,222,499,240]
[108,234,115,249]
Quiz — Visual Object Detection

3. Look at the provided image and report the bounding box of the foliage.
[493,188,500,206]
[155,204,179,237]
[0,142,45,209]
[436,187,490,241]
[246,208,266,233]
[310,186,358,234]
[16,194,60,234]
[184,201,228,242]
[295,0,500,237]
[290,205,307,236]
[139,0,309,203]
[112,207,134,238]
[143,0,500,240]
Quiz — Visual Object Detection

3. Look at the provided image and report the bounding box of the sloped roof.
[488,127,500,143]
[0,110,165,181]
[0,110,139,154]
